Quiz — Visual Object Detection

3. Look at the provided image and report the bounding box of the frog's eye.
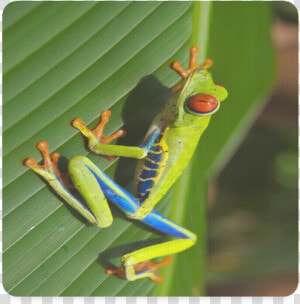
[187,94,219,115]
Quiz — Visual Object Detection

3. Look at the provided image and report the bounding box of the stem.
[192,1,211,61]
[156,2,212,295]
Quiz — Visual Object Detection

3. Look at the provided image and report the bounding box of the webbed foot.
[171,46,213,92]
[106,256,174,283]
[73,110,126,161]
[25,141,72,188]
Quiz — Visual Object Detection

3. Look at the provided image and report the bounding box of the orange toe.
[171,46,213,92]
[106,257,173,283]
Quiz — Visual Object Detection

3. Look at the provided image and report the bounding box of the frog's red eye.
[187,94,219,115]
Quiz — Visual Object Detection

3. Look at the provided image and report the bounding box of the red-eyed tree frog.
[25,47,228,283]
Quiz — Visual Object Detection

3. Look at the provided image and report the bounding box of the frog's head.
[171,47,228,125]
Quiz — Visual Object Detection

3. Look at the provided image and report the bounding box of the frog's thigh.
[69,156,140,222]
[68,156,113,228]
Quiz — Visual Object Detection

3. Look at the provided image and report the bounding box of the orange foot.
[25,141,72,188]
[170,46,214,92]
[72,110,126,161]
[106,256,174,283]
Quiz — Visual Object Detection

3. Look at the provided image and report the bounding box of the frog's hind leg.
[71,155,141,216]
[72,157,197,282]
[53,155,196,283]
[107,257,174,283]
[106,209,197,282]
[119,237,195,282]
[25,142,106,227]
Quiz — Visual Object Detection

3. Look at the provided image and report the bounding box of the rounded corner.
[3,1,22,18]
[282,276,299,297]
[2,276,18,297]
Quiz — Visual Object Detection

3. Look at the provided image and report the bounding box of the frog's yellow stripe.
[142,167,158,171]
[144,157,162,165]
[138,177,156,182]
[147,149,162,154]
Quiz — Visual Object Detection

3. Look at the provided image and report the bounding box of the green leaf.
[157,1,275,296]
[3,1,274,296]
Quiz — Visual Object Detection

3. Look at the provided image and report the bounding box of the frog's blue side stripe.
[149,145,162,152]
[137,179,154,197]
[144,160,160,169]
[87,167,139,214]
[139,129,162,151]
[137,132,166,201]
[140,212,191,239]
[87,166,192,239]
[147,151,163,162]
[140,169,158,179]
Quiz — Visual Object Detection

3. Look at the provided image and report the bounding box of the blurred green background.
[206,2,298,296]
[2,1,298,296]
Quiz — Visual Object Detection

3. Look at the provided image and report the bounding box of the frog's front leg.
[73,110,160,160]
